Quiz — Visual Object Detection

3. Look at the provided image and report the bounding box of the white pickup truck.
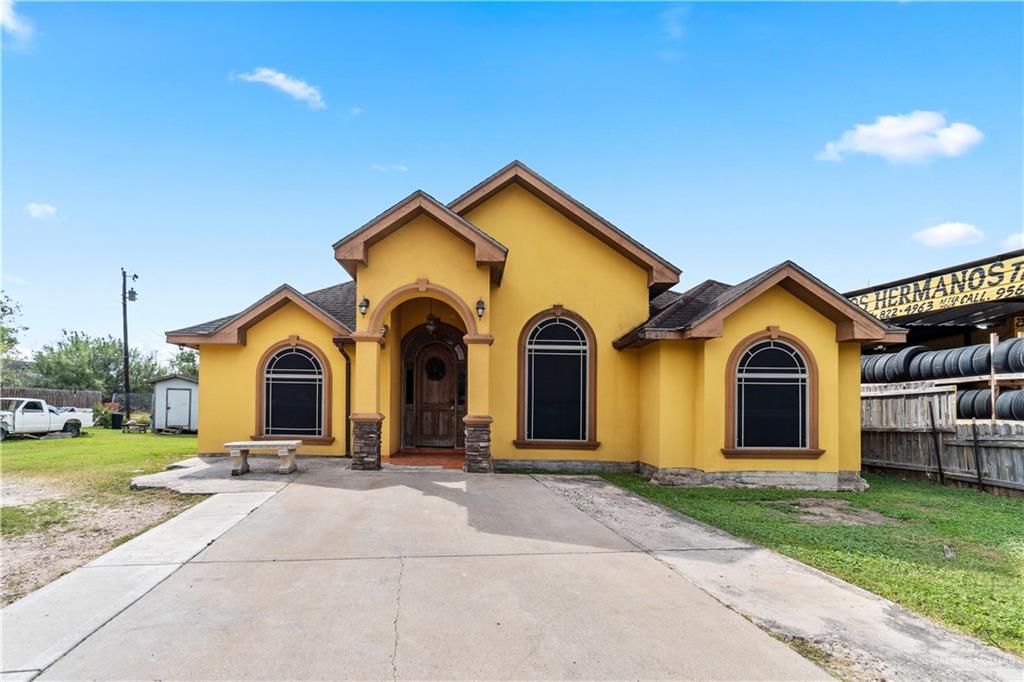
[0,398,94,440]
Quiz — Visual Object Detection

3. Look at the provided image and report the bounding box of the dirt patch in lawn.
[767,498,892,526]
[1,476,200,606]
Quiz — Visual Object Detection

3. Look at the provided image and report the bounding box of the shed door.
[166,388,191,428]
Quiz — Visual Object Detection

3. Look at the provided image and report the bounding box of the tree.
[0,291,28,388]
[32,331,163,399]
[167,349,198,377]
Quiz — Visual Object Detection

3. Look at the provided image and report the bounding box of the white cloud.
[25,202,57,219]
[349,107,363,117]
[1,0,33,39]
[912,222,984,247]
[235,67,326,110]
[371,164,408,173]
[1001,232,1024,250]
[660,5,688,41]
[817,111,983,163]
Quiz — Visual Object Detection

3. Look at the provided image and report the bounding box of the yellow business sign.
[848,253,1024,321]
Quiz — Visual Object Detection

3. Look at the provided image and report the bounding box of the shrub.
[92,403,113,428]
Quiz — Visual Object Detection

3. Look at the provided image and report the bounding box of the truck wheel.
[0,429,6,442]
[63,422,82,438]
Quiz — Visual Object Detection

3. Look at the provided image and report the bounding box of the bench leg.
[230,448,250,476]
[277,447,297,474]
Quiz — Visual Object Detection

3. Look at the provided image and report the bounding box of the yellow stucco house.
[167,162,903,489]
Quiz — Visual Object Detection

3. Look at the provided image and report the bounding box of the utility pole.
[121,268,138,418]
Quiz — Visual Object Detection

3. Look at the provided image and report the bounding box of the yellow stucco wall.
[642,285,861,474]
[191,185,863,479]
[465,183,649,461]
[196,302,348,455]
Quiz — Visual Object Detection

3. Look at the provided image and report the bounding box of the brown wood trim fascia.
[721,448,825,459]
[249,435,336,446]
[463,333,494,345]
[167,286,350,347]
[516,306,598,445]
[449,163,679,291]
[463,415,493,425]
[254,338,334,444]
[724,328,820,452]
[349,412,385,423]
[512,440,601,451]
[333,193,507,283]
[685,265,899,342]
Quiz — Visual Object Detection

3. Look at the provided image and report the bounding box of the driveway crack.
[391,555,405,681]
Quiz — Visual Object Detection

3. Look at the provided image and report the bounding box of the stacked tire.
[861,338,1024,384]
[957,388,1024,420]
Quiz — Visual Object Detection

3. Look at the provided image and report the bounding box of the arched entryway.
[401,321,467,449]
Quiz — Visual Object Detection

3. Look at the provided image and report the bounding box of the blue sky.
[3,1,1022,359]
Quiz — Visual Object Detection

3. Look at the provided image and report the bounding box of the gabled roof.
[614,261,906,349]
[449,161,681,294]
[166,282,355,347]
[333,190,508,284]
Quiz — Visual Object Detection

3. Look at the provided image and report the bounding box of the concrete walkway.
[535,475,1024,682]
[3,464,826,681]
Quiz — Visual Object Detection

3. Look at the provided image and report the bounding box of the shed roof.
[147,374,198,385]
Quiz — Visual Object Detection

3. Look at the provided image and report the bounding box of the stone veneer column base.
[351,413,383,470]
[463,415,493,473]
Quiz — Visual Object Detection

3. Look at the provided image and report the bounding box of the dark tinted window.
[526,317,589,440]
[735,340,808,448]
[265,347,323,436]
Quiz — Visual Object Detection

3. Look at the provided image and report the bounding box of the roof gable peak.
[449,161,681,294]
[333,190,507,284]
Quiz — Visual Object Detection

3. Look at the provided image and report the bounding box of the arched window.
[734,339,808,448]
[522,315,592,442]
[263,346,325,437]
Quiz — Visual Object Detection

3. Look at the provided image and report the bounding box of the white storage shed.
[148,374,198,432]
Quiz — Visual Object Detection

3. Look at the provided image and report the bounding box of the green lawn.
[602,472,1024,657]
[1,428,199,537]
[2,427,198,495]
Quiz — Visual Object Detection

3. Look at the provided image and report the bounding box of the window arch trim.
[515,306,599,450]
[722,328,823,459]
[253,338,334,445]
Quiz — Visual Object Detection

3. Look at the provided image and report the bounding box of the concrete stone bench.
[224,440,301,476]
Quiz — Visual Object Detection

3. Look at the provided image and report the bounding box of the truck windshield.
[1,399,22,412]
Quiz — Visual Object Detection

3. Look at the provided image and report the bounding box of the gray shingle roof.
[168,281,356,336]
[616,261,903,348]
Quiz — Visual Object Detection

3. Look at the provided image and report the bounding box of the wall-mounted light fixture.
[476,298,486,318]
[359,297,370,316]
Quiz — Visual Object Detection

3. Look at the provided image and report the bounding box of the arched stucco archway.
[364,280,482,341]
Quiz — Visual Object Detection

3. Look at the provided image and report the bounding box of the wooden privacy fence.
[0,388,102,409]
[861,383,1024,494]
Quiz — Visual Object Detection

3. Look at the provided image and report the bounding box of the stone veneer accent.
[351,418,382,470]
[463,416,493,473]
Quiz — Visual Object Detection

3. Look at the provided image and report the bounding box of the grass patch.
[602,472,1024,657]
[1,500,79,536]
[1,428,198,498]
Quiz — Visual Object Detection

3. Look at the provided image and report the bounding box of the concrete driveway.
[4,465,826,681]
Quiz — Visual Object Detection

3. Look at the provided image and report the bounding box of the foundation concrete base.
[642,462,869,491]
[493,458,639,474]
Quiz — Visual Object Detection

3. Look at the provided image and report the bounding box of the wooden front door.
[415,343,457,447]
